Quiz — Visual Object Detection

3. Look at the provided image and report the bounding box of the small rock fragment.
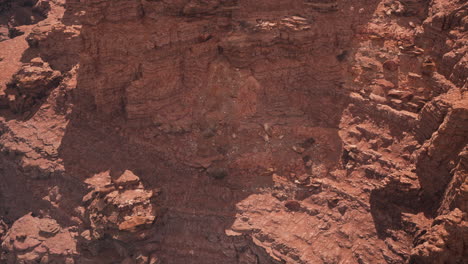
[114,170,140,187]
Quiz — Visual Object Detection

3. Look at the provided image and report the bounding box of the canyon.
[0,0,466,263]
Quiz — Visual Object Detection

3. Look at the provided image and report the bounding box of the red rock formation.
[0,0,466,263]
[1,213,78,263]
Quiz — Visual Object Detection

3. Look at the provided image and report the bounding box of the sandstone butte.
[0,0,466,263]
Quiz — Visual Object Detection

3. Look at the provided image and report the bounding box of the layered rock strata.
[0,0,466,263]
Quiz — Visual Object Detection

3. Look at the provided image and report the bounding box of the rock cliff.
[0,0,466,263]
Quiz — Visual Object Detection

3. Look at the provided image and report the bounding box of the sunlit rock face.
[0,0,466,263]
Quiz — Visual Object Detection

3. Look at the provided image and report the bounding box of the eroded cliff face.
[0,0,466,263]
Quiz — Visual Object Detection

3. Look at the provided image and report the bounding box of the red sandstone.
[0,0,466,263]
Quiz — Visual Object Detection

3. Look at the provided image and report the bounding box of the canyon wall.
[0,0,466,263]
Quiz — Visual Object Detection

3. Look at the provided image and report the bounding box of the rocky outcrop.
[3,57,62,116]
[0,0,50,42]
[25,22,82,72]
[82,170,157,241]
[415,0,467,87]
[409,209,467,264]
[416,97,468,208]
[0,213,78,264]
